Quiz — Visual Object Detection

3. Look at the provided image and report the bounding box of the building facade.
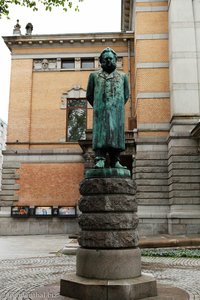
[0,0,200,235]
[0,29,135,234]
[123,0,200,235]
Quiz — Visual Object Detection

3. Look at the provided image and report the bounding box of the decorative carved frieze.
[33,58,58,71]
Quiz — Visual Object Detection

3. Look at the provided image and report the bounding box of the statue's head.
[99,48,117,73]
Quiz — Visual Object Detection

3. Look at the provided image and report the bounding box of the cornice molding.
[121,0,133,32]
[3,32,134,51]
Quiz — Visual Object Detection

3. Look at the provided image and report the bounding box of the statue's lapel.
[99,70,115,80]
[107,72,114,79]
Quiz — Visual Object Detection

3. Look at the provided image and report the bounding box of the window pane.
[67,108,86,141]
[62,59,75,69]
[81,58,94,69]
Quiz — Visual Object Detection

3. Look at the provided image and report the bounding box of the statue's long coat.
[86,69,129,151]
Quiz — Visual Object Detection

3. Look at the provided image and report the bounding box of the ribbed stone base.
[60,175,157,299]
[60,273,157,300]
[78,177,138,249]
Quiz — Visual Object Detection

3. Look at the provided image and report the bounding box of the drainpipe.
[128,39,133,118]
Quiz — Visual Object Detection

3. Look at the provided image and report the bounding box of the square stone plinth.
[60,273,157,300]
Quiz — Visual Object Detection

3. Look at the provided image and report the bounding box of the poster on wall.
[34,206,53,217]
[58,206,77,217]
[29,207,35,216]
[11,206,30,218]
[52,207,59,216]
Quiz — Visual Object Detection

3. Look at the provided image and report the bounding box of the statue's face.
[101,52,117,73]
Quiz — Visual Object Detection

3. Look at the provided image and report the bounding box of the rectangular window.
[81,58,94,69]
[66,99,87,142]
[61,59,75,69]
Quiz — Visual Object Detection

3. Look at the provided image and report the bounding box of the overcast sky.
[0,0,121,123]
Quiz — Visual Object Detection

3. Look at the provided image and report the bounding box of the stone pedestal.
[60,169,157,299]
[60,273,157,300]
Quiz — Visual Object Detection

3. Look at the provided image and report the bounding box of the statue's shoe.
[94,159,105,168]
[114,161,127,169]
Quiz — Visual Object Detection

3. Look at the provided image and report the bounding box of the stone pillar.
[168,0,200,234]
[60,169,157,300]
[169,0,200,116]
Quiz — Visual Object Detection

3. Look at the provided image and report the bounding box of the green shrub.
[141,248,200,258]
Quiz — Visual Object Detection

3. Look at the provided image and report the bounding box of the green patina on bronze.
[87,70,129,150]
[86,48,129,169]
[85,168,131,179]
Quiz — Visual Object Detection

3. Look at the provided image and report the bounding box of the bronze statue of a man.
[86,47,129,169]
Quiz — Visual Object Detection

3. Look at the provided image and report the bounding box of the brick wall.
[7,60,33,144]
[134,0,170,235]
[17,163,84,206]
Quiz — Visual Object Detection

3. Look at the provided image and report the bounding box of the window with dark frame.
[66,99,87,142]
[61,58,75,69]
[81,58,95,69]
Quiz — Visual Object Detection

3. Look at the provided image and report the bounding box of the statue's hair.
[99,48,118,62]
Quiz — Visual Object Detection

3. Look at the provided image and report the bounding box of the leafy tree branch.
[0,0,83,17]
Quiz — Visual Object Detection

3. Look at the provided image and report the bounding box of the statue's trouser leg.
[94,149,107,168]
[109,149,121,167]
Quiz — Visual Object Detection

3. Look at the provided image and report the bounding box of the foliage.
[141,248,200,258]
[67,100,87,141]
[0,0,83,18]
[67,108,86,141]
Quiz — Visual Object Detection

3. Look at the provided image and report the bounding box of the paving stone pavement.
[0,254,200,300]
[142,256,200,300]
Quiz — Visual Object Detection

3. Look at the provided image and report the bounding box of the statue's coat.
[86,69,129,151]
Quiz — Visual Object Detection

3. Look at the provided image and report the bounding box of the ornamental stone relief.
[60,86,87,109]
[33,58,60,71]
[117,57,123,68]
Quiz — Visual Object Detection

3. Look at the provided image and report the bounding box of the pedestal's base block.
[27,282,189,300]
[60,273,157,300]
[76,248,141,279]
